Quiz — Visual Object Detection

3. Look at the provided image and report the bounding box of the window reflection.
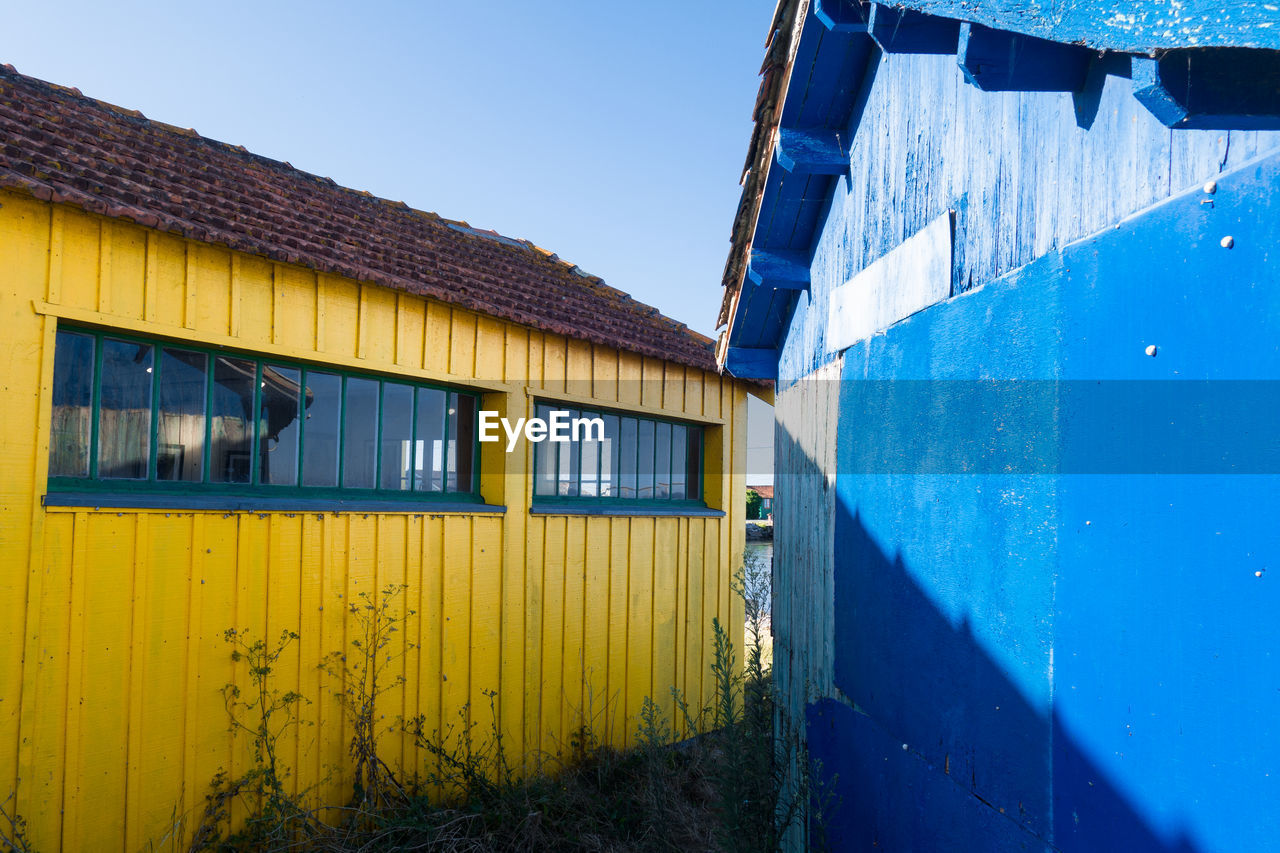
[533,403,557,497]
[686,429,701,500]
[260,364,303,486]
[158,348,207,482]
[342,377,379,489]
[655,421,672,498]
[454,394,476,493]
[445,393,476,492]
[557,408,580,497]
[531,404,702,503]
[636,420,655,498]
[619,417,638,498]
[301,371,340,487]
[210,356,256,483]
[99,339,153,479]
[415,387,446,491]
[580,424,600,497]
[49,330,95,477]
[47,328,481,498]
[670,424,687,500]
[380,383,413,490]
[599,414,619,497]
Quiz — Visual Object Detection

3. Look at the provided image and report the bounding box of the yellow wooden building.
[0,66,754,850]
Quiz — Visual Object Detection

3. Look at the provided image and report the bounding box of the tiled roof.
[717,0,803,335]
[747,484,773,499]
[0,65,717,373]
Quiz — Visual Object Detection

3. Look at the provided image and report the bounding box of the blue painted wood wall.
[778,51,1280,386]
[788,46,1280,853]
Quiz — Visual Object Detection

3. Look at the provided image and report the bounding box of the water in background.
[742,540,774,667]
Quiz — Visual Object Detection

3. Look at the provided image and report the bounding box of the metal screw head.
[1204,180,1217,194]
[1145,344,1158,357]
[1221,235,1235,249]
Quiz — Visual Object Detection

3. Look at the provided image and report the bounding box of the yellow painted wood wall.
[0,189,748,851]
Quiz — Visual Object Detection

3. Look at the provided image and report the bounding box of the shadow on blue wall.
[806,500,1202,852]
[794,147,1280,853]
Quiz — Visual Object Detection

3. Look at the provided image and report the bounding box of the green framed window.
[530,401,704,506]
[47,326,481,500]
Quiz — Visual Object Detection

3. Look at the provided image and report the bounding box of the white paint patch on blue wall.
[826,211,953,353]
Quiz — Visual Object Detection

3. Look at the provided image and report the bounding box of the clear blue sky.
[3,0,776,339]
[5,0,777,480]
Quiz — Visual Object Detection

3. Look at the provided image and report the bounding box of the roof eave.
[715,0,810,369]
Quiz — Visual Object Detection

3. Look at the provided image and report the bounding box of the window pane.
[380,383,413,490]
[455,394,476,493]
[655,421,672,498]
[415,387,446,491]
[301,371,341,487]
[619,417,638,498]
[209,356,256,483]
[557,408,579,497]
[99,338,153,479]
[49,330,95,477]
[637,420,655,498]
[260,365,301,486]
[670,424,687,499]
[599,414,619,497]
[342,377,379,489]
[686,428,702,500]
[444,393,477,493]
[158,348,207,482]
[579,411,600,497]
[534,402,557,497]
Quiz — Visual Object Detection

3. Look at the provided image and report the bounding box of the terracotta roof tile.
[0,66,717,373]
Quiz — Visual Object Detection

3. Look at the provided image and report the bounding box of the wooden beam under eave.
[747,248,811,292]
[1132,50,1280,130]
[776,127,849,176]
[957,22,1092,92]
[724,346,779,381]
[813,0,868,33]
[868,4,960,54]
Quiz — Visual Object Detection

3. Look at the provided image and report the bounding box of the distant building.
[747,484,773,518]
[717,2,1280,850]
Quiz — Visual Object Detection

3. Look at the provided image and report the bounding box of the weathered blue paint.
[1132,50,1280,130]
[732,3,1280,851]
[806,698,1051,850]
[776,48,1280,388]
[813,0,869,32]
[723,345,778,380]
[727,6,1280,367]
[747,248,811,292]
[957,22,1092,92]
[893,1,1280,51]
[776,127,851,175]
[813,151,1280,851]
[868,3,962,54]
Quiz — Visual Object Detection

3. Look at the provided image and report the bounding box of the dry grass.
[4,565,799,853]
[187,620,790,853]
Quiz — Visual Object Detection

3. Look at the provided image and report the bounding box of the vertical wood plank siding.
[771,359,841,853]
[0,190,748,851]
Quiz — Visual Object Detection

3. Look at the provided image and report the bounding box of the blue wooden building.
[716,2,1280,850]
